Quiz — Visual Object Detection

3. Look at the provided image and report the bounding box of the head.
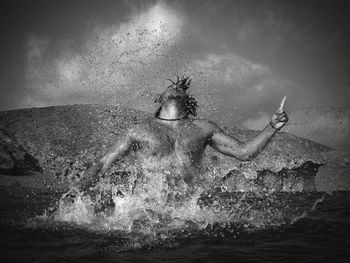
[154,75,198,117]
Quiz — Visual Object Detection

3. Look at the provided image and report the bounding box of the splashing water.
[49,158,217,232]
[26,156,326,251]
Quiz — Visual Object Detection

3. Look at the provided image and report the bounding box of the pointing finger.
[278,96,287,112]
[280,116,287,122]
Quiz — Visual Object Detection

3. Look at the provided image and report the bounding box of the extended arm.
[76,129,136,192]
[209,123,278,161]
[209,97,288,161]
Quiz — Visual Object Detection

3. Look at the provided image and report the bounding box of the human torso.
[130,118,214,188]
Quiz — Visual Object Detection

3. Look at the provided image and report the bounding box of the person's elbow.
[223,148,254,161]
[237,147,257,161]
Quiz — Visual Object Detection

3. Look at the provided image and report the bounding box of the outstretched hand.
[270,96,289,130]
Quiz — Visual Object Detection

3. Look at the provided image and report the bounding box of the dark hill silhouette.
[1,104,346,192]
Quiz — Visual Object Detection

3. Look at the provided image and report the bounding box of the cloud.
[181,53,292,123]
[185,53,270,87]
[27,35,50,59]
[237,22,259,44]
[183,53,292,101]
[56,55,82,84]
[21,1,184,109]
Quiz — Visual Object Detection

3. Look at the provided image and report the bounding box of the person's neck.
[157,100,188,121]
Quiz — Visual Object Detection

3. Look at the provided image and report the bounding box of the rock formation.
[0,129,42,175]
[1,104,347,192]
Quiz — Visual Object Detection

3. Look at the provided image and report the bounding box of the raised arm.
[209,97,288,161]
[75,128,137,192]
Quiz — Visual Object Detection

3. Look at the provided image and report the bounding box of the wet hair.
[155,75,198,117]
[183,94,198,116]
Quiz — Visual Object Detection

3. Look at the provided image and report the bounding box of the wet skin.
[71,77,288,198]
[77,117,216,193]
[121,118,216,186]
[76,114,286,195]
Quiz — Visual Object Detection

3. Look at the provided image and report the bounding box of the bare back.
[129,118,216,186]
[68,77,287,205]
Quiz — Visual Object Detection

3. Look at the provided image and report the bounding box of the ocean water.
[1,183,350,263]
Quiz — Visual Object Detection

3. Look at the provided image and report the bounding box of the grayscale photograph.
[0,0,349,262]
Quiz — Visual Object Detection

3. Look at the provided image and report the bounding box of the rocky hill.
[1,104,347,192]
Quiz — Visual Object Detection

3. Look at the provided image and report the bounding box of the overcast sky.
[0,0,349,150]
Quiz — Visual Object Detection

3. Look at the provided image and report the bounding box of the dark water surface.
[1,186,350,263]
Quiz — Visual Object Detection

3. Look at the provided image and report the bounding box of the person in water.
[66,75,288,201]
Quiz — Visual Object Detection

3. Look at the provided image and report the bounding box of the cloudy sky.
[0,0,349,150]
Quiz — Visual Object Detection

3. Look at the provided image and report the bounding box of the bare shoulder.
[192,118,223,134]
[124,118,155,138]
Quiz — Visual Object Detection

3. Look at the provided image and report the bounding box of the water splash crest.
[26,158,325,250]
